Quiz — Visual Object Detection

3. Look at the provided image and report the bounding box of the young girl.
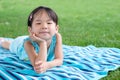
[0,6,63,73]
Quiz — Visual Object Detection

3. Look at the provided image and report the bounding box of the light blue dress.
[9,35,56,61]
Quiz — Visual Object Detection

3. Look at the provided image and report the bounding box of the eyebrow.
[35,19,52,22]
[35,20,41,22]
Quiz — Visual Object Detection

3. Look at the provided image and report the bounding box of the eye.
[47,21,53,24]
[47,22,52,24]
[36,22,41,25]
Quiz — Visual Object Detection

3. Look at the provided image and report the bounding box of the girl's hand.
[29,31,45,43]
[33,60,48,73]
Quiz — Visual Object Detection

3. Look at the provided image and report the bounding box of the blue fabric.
[0,38,120,80]
[9,36,29,60]
[9,35,56,61]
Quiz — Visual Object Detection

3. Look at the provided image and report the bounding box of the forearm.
[47,58,63,69]
[24,41,37,67]
[46,33,63,68]
[36,41,47,61]
[46,33,63,69]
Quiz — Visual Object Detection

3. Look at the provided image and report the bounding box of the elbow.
[59,59,63,66]
[55,58,63,66]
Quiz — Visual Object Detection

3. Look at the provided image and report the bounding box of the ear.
[28,27,32,33]
[55,25,59,33]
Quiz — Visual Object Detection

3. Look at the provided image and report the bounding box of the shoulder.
[24,40,32,47]
[55,33,62,43]
[56,33,62,39]
[24,40,35,51]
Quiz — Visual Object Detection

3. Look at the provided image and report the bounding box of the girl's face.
[29,10,58,41]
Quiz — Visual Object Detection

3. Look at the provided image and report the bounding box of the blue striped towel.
[0,38,120,80]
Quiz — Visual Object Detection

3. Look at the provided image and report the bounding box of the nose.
[41,23,47,30]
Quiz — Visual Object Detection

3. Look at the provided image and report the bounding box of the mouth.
[39,32,49,34]
[37,31,49,35]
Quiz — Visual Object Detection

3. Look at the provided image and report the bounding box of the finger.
[34,65,43,71]
[34,67,43,73]
[32,33,39,39]
[34,65,41,72]
[34,63,43,71]
[39,68,46,73]
[29,30,33,35]
[34,66,40,70]
[29,32,35,38]
[32,33,36,36]
[34,66,46,73]
[34,62,42,68]
[35,61,42,65]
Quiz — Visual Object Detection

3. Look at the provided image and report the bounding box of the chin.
[37,34,52,40]
[40,36,51,40]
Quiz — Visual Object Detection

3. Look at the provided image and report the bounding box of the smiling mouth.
[38,32,49,34]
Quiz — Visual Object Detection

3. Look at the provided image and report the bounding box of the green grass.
[0,0,120,79]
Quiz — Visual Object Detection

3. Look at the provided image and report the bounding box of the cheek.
[50,28,57,34]
[31,25,39,32]
[30,28,39,33]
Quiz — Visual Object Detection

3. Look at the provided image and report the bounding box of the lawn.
[0,0,120,79]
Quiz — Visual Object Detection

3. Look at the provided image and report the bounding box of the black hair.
[27,6,58,27]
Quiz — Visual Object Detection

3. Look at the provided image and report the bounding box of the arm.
[25,33,63,73]
[24,41,37,67]
[46,33,63,69]
[24,41,47,64]
[24,34,48,73]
